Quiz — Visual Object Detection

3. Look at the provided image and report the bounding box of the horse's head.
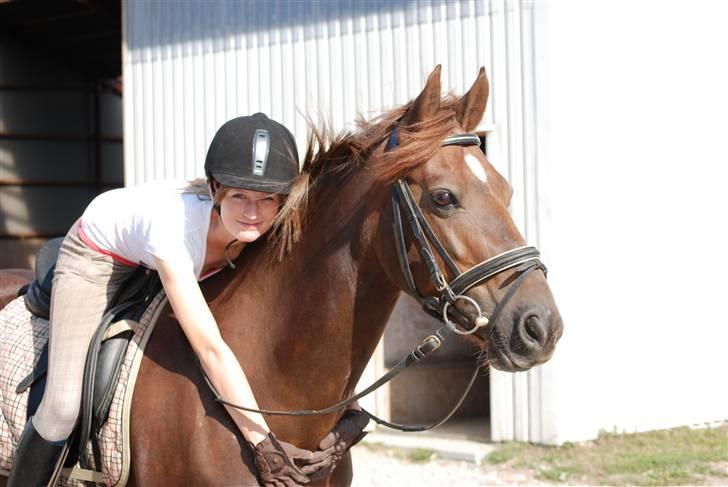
[378,66,563,372]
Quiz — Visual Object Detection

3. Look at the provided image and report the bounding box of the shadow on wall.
[0,34,123,268]
[125,0,483,54]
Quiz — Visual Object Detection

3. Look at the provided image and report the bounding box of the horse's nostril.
[522,314,547,348]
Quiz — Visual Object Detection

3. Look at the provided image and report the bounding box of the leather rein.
[202,126,547,433]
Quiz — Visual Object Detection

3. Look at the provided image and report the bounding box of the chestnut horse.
[0,66,562,486]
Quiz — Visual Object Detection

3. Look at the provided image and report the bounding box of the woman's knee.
[34,395,82,439]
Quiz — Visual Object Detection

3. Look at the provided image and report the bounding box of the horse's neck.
[213,170,401,446]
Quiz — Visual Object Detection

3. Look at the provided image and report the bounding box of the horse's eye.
[431,189,458,208]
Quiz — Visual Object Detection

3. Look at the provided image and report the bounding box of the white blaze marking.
[465,154,487,183]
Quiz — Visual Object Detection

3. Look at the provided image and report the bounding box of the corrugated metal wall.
[123,0,544,443]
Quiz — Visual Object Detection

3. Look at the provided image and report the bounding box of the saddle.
[18,238,163,472]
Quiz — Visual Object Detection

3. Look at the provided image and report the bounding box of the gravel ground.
[350,446,548,487]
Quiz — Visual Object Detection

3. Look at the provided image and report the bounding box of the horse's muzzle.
[486,306,563,372]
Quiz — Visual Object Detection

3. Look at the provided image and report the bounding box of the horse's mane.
[268,96,461,260]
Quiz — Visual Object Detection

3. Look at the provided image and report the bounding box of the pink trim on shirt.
[77,219,139,267]
[199,267,224,281]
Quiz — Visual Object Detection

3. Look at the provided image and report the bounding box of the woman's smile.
[235,220,261,230]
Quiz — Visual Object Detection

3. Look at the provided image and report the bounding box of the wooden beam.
[0,180,123,187]
[0,132,122,143]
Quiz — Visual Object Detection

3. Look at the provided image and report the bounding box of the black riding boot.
[7,419,67,487]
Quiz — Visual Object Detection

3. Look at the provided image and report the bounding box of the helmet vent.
[252,129,270,176]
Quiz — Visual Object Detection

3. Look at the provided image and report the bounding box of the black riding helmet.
[205,113,299,194]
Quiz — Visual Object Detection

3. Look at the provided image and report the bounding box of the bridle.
[388,126,545,335]
[202,124,548,432]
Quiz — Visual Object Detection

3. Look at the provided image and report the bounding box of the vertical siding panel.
[397,5,408,105]
[234,4,248,119]
[161,2,174,179]
[366,9,381,116]
[269,4,282,122]
[378,7,394,109]
[489,0,508,178]
[341,8,357,130]
[445,1,461,92]
[416,1,434,89]
[303,6,316,123]
[246,8,260,115]
[224,3,238,122]
[258,4,272,119]
[169,7,181,178]
[143,16,155,183]
[317,3,332,122]
[504,0,530,442]
[476,0,494,130]
[402,6,414,103]
[330,6,341,126]
[353,9,369,117]
[291,3,307,143]
[432,2,447,84]
[279,8,293,131]
[488,0,514,443]
[182,8,196,179]
[521,0,543,443]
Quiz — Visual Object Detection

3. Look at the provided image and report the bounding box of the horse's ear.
[457,67,489,132]
[402,65,442,126]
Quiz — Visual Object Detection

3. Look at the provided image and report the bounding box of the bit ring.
[442,295,489,335]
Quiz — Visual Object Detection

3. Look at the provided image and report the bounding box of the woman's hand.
[250,433,313,486]
[318,409,370,452]
[301,408,371,482]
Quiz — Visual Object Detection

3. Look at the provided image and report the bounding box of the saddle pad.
[0,292,168,486]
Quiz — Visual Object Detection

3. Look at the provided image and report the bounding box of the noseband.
[388,126,546,335]
[202,124,549,433]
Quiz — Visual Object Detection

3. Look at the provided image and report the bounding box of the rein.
[201,125,547,433]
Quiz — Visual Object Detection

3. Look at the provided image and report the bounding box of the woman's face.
[219,188,282,242]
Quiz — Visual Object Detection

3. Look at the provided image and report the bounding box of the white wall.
[535,0,728,444]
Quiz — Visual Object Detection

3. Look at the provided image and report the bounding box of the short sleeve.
[143,205,195,271]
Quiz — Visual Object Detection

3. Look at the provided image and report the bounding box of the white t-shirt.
[80,181,214,280]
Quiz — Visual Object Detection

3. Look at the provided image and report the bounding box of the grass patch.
[485,424,728,485]
[360,442,436,464]
[409,448,436,463]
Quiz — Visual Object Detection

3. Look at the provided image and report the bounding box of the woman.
[7,113,367,487]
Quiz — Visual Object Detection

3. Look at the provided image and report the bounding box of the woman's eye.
[431,189,458,208]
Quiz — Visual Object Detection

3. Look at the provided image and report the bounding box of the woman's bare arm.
[154,257,269,445]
